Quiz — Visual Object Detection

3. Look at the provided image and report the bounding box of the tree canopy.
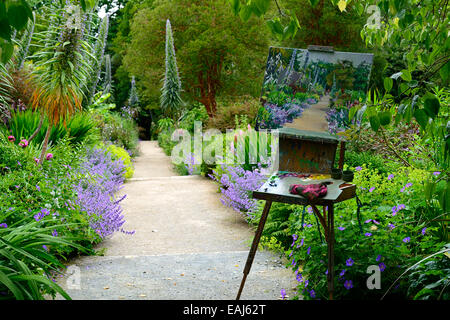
[122,0,270,116]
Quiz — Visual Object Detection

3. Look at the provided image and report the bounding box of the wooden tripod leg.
[327,204,335,300]
[236,201,272,300]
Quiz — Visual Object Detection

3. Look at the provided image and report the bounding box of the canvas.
[257,46,374,135]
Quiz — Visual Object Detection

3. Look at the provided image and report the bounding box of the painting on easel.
[257,46,374,134]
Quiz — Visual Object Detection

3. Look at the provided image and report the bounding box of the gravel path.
[54,141,296,300]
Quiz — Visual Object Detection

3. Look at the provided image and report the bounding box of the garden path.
[284,95,330,133]
[55,141,296,300]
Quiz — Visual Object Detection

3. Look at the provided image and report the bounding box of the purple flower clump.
[75,148,135,238]
[210,164,266,218]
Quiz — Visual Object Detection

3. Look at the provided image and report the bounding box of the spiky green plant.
[16,13,35,70]
[30,4,93,163]
[87,14,109,105]
[0,218,89,300]
[102,54,113,95]
[160,19,182,120]
[0,63,13,109]
[128,75,139,107]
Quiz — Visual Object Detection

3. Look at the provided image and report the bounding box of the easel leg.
[327,204,335,300]
[236,201,272,300]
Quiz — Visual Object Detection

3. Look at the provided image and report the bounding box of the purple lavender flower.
[344,280,353,290]
[339,269,346,277]
[74,147,134,238]
[309,289,316,298]
[297,238,304,248]
[211,164,266,217]
[52,230,58,237]
[307,246,311,255]
[433,171,441,176]
[387,174,394,180]
[337,226,346,231]
[400,183,413,192]
[42,245,49,252]
[369,187,375,192]
[376,255,382,262]
[379,262,386,272]
[402,237,411,243]
[365,232,372,237]
[296,273,303,282]
[355,166,362,171]
[280,289,286,300]
[346,258,354,266]
[0,223,7,228]
[388,223,396,230]
[421,227,427,235]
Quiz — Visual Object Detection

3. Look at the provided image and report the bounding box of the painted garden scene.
[0,0,449,307]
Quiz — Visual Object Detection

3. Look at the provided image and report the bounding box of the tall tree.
[161,19,182,120]
[123,0,269,117]
[283,0,366,51]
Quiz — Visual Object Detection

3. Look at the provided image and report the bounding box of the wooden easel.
[237,45,357,300]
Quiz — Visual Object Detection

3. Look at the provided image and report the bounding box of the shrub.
[0,219,88,300]
[96,112,139,156]
[263,165,448,300]
[75,147,134,239]
[207,97,260,132]
[209,164,266,219]
[3,109,100,147]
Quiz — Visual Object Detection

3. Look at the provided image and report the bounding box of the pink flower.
[8,135,15,142]
[34,157,40,164]
[46,153,53,160]
[18,139,28,148]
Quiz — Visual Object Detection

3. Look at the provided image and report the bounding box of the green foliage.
[404,247,450,300]
[0,0,33,63]
[106,144,134,179]
[0,219,87,300]
[157,117,175,133]
[342,150,400,176]
[15,13,35,70]
[102,54,113,96]
[128,75,139,108]
[206,97,260,132]
[123,0,269,115]
[87,93,140,155]
[258,166,448,300]
[87,14,109,105]
[3,109,100,147]
[178,104,209,132]
[283,0,366,51]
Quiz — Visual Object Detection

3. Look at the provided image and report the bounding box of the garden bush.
[206,98,260,132]
[0,131,133,299]
[2,109,101,148]
[94,111,140,157]
[254,165,448,300]
[106,144,135,179]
